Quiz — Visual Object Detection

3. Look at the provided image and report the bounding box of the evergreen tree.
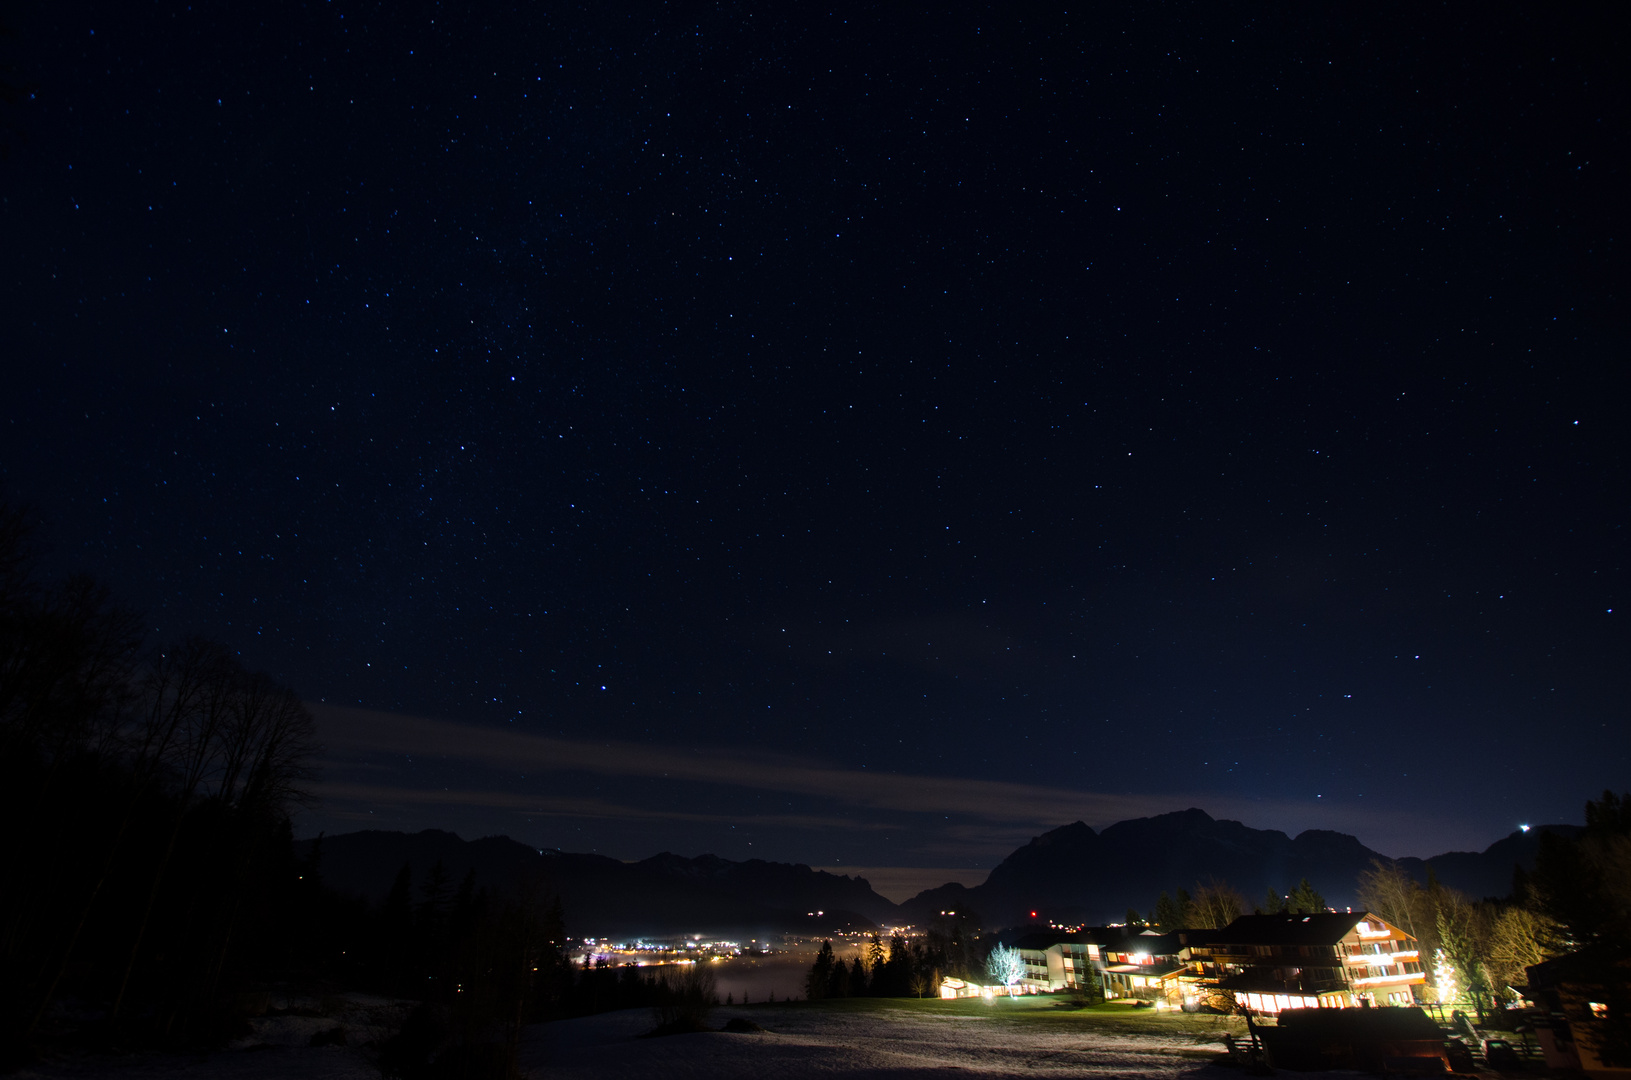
[1532,791,1631,951]
[804,940,835,1001]
[867,933,886,972]
[826,950,851,998]
[1262,887,1286,914]
[1154,890,1185,929]
[1287,878,1326,914]
[883,934,913,996]
[419,860,453,927]
[1528,790,1631,1065]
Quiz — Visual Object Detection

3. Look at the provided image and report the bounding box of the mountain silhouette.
[297,829,896,937]
[898,808,1581,926]
[297,811,1578,935]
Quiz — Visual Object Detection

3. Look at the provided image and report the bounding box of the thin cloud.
[314,780,890,834]
[310,704,1429,853]
[313,703,1168,827]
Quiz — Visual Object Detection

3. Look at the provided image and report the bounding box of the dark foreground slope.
[298,829,901,937]
[897,808,1579,927]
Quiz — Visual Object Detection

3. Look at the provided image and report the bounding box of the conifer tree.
[867,932,886,972]
[804,940,835,1000]
[1154,890,1185,929]
[849,955,868,996]
[1287,878,1326,914]
[826,951,851,998]
[420,860,453,926]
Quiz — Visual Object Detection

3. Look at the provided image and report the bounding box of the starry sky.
[2,4,1624,889]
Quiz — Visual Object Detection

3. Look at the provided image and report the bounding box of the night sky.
[3,4,1624,897]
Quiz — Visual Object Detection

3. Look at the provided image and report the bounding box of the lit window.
[1590,1002,1609,1020]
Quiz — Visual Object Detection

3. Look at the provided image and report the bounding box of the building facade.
[1183,912,1426,1013]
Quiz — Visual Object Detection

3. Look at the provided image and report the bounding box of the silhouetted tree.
[826,950,850,998]
[1154,890,1185,929]
[1526,791,1631,1064]
[848,955,868,996]
[1286,878,1326,914]
[805,940,836,1001]
[1189,879,1246,929]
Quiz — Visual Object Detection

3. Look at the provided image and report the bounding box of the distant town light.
[1519,824,1531,833]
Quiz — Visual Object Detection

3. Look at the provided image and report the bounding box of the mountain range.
[296,808,1578,937]
[895,808,1579,927]
[299,828,897,937]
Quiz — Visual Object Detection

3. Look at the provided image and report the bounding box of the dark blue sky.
[2,3,1624,875]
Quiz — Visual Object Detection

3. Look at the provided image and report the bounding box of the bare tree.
[28,636,228,1034]
[1189,878,1247,929]
[1484,906,1555,999]
[110,653,318,1018]
[985,944,1025,996]
[1357,858,1423,940]
[110,639,243,1018]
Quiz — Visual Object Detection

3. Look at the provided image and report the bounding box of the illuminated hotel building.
[1182,911,1426,1013]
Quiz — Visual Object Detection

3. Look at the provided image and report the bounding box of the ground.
[530,998,1248,1078]
[13,997,1253,1078]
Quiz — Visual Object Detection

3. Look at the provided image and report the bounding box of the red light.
[1031,911,1037,918]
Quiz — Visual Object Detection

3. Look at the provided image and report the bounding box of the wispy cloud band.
[307,704,1430,857]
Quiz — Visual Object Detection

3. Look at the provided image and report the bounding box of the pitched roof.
[1208,912,1380,946]
[1009,931,1086,951]
[1096,929,1184,954]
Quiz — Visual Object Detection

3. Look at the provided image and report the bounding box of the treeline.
[1128,874,1330,933]
[0,508,584,1078]
[292,855,574,1079]
[805,914,987,1000]
[0,506,324,1058]
[1130,877,1325,932]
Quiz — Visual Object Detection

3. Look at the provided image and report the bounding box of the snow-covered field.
[13,998,1248,1079]
[530,999,1242,1078]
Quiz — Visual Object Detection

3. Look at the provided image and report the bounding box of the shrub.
[651,964,718,1034]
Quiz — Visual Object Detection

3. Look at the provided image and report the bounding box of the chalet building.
[1182,912,1426,1013]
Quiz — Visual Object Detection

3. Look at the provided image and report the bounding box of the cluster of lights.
[572,936,759,967]
[1434,948,1460,1003]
